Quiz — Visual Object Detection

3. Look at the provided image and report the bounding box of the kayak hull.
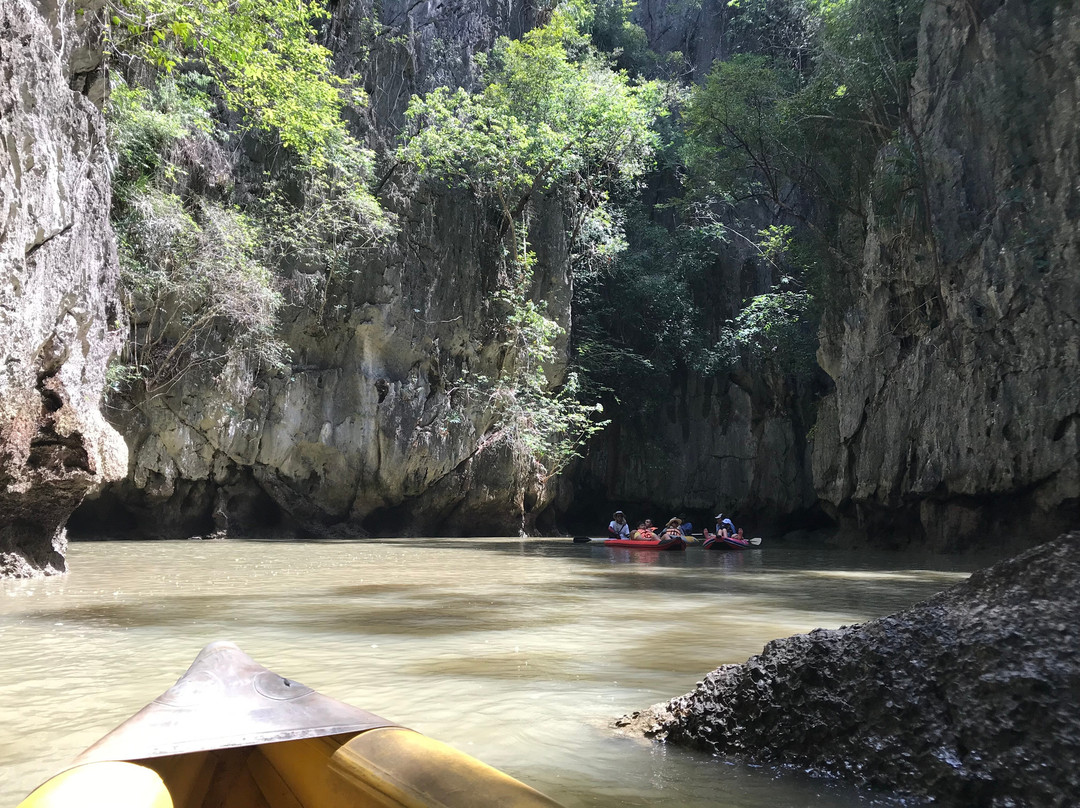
[604,535,686,550]
[702,530,751,550]
[18,641,562,808]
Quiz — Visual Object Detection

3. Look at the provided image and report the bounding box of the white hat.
[714,513,723,520]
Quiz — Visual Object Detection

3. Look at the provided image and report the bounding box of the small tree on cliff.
[397,3,665,479]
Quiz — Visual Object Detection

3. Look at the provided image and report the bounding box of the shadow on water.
[514,548,971,618]
[20,595,256,630]
[21,589,575,637]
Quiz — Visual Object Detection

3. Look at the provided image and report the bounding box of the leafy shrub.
[115,189,286,392]
[106,73,215,195]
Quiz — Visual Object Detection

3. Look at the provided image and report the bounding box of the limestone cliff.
[57,0,1080,546]
[74,0,570,539]
[575,367,822,532]
[812,0,1080,549]
[0,0,127,575]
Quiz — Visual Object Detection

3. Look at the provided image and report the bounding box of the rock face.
[73,0,569,539]
[812,0,1080,549]
[0,0,127,576]
[633,0,734,79]
[626,532,1080,805]
[575,371,822,532]
[84,186,571,539]
[58,0,1080,543]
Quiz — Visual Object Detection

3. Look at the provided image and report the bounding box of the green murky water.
[0,538,980,806]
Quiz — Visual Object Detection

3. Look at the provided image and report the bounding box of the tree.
[399,7,664,263]
[102,0,392,394]
[106,0,364,165]
[398,5,666,476]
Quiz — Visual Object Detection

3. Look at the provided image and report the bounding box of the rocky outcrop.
[624,532,1080,805]
[633,0,734,79]
[812,0,1080,549]
[0,0,127,576]
[82,185,571,538]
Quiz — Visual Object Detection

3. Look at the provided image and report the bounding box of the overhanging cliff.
[0,0,127,576]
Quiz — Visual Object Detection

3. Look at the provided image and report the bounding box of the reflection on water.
[0,538,982,806]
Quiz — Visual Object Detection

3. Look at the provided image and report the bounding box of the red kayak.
[703,529,751,550]
[604,532,686,550]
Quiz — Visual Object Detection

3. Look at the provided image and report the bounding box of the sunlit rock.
[0,0,127,577]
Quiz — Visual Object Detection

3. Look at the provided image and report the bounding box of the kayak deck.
[23,729,560,808]
[19,642,562,808]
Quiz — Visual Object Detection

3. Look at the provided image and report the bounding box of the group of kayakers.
[608,510,740,541]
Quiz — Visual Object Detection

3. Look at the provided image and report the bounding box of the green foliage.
[399,5,664,474]
[667,0,925,390]
[682,54,804,207]
[584,0,669,77]
[573,207,722,408]
[256,138,393,319]
[107,0,362,165]
[115,188,286,392]
[400,6,665,259]
[455,254,610,479]
[684,0,923,222]
[106,73,215,194]
[812,0,922,131]
[498,269,610,478]
[725,289,818,377]
[105,75,289,394]
[725,0,821,70]
[103,0,391,391]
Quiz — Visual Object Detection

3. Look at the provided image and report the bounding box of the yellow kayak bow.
[19,641,563,808]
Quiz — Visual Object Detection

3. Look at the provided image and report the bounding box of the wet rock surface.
[621,533,1080,805]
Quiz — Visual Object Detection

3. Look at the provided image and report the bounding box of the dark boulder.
[621,533,1080,805]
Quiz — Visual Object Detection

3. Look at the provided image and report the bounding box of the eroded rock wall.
[76,0,569,539]
[625,532,1080,804]
[812,0,1080,549]
[0,0,127,575]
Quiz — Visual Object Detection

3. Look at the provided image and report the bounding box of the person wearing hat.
[608,510,630,540]
[714,512,736,538]
[660,517,683,540]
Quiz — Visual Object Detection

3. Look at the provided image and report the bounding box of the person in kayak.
[714,513,736,538]
[609,510,630,540]
[660,517,683,541]
[632,519,656,540]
